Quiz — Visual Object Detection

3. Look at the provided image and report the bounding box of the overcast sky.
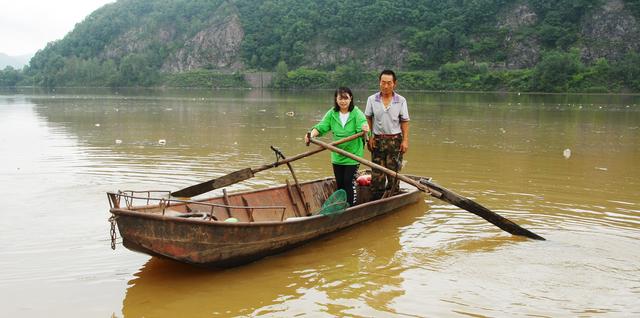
[0,0,115,56]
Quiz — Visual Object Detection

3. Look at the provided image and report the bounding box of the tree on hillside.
[531,50,582,92]
[0,66,21,86]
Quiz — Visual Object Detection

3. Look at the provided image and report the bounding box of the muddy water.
[0,88,638,317]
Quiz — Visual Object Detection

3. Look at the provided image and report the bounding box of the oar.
[309,137,545,240]
[171,132,366,198]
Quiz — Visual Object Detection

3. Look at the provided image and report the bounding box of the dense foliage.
[162,70,248,88]
[1,0,638,92]
[236,0,604,69]
[272,51,640,92]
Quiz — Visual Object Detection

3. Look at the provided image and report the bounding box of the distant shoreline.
[3,86,640,97]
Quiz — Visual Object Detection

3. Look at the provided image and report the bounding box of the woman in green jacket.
[304,87,369,206]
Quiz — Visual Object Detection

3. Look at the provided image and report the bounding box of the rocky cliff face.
[101,2,245,72]
[498,3,541,69]
[162,14,244,72]
[304,37,408,70]
[102,26,177,60]
[580,0,640,62]
[98,0,638,73]
[495,0,639,69]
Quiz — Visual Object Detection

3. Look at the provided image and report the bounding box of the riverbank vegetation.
[274,51,640,93]
[1,0,639,93]
[4,50,638,93]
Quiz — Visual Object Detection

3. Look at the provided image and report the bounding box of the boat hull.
[110,180,422,267]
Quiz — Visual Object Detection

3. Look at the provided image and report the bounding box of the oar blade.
[171,132,365,199]
[418,178,545,240]
[172,168,254,198]
[309,137,545,240]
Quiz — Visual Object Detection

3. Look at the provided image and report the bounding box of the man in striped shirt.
[365,69,410,199]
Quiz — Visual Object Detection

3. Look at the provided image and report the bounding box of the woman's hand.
[304,129,319,145]
[361,123,370,134]
[362,123,373,151]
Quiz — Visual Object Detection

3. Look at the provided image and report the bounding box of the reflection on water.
[26,89,336,190]
[123,201,426,317]
[0,89,639,317]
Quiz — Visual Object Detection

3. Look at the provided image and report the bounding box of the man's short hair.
[379,69,396,82]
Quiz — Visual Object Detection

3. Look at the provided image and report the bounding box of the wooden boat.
[107,177,423,267]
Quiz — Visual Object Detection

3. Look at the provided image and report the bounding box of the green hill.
[0,53,32,69]
[5,0,640,92]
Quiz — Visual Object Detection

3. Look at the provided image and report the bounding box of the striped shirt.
[364,91,410,135]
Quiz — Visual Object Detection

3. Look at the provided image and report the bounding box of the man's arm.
[366,116,375,150]
[400,121,409,153]
[399,97,410,153]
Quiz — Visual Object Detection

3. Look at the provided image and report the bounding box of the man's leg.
[383,137,403,196]
[370,140,386,200]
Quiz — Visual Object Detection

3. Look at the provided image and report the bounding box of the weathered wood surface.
[109,176,422,267]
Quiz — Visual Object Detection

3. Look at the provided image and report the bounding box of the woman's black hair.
[333,86,354,112]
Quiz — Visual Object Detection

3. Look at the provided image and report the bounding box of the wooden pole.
[172,132,365,197]
[309,137,545,240]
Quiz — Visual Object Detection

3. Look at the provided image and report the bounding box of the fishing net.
[318,189,350,216]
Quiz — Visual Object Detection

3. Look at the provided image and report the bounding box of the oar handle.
[308,137,433,194]
[253,131,365,174]
[172,132,366,198]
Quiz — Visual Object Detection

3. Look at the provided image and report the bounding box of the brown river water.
[0,88,638,317]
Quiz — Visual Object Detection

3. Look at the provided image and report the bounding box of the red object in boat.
[356,174,371,186]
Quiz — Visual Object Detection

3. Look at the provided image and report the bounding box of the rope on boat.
[109,215,118,250]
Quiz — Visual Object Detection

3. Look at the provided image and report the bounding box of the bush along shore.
[3,51,639,93]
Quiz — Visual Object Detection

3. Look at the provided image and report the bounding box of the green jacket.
[313,107,367,165]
